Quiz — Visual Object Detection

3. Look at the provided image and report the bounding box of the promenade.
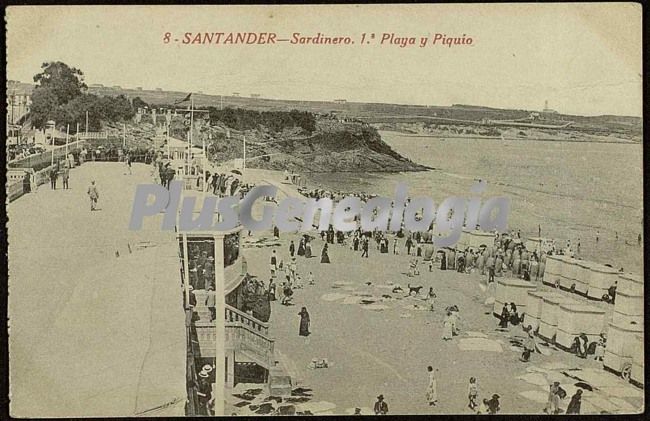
[8,162,186,417]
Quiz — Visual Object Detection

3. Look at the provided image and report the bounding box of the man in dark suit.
[374,395,388,415]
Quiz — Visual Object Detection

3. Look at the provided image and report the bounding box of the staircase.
[192,293,292,394]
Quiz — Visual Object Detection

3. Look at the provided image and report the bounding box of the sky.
[6,4,643,117]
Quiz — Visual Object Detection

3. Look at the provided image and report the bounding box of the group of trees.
[29,62,138,132]
[206,107,317,133]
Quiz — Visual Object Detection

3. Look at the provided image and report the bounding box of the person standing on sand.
[521,329,536,362]
[498,303,510,328]
[544,382,562,414]
[373,395,388,415]
[298,307,310,338]
[361,237,369,258]
[426,366,438,406]
[487,394,500,414]
[87,180,99,211]
[321,243,331,263]
[406,236,413,255]
[289,240,295,257]
[468,377,479,410]
[566,389,582,414]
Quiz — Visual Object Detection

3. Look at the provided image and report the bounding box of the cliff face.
[208,119,430,173]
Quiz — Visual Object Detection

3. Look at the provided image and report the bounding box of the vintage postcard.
[5,3,644,417]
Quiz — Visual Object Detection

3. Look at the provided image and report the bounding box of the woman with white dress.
[426,366,438,406]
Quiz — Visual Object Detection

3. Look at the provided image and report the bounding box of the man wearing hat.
[487,394,500,414]
[197,367,212,415]
[373,395,388,415]
[203,256,215,290]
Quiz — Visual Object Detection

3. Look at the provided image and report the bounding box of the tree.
[132,96,149,110]
[29,87,59,128]
[33,61,86,104]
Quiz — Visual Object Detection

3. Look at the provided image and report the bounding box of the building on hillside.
[542,100,558,114]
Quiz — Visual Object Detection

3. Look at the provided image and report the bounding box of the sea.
[305,131,644,273]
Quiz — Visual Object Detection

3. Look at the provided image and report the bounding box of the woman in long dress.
[426,366,438,406]
[320,243,330,263]
[305,239,312,258]
[298,307,310,337]
[442,312,454,340]
[297,238,306,256]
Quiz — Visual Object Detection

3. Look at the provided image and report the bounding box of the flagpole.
[202,137,207,198]
[189,94,194,176]
[65,124,69,157]
[167,123,170,158]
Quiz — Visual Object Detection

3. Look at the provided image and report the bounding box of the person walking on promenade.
[49,166,58,189]
[125,153,132,175]
[87,180,99,211]
[373,395,388,415]
[426,366,438,406]
[61,165,70,189]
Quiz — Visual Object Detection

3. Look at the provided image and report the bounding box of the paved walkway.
[8,162,186,417]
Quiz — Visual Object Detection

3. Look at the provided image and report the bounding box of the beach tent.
[573,260,593,295]
[493,278,537,316]
[538,295,578,342]
[603,321,643,377]
[555,303,606,348]
[631,334,644,386]
[543,254,564,287]
[612,273,643,325]
[586,264,619,300]
[524,291,560,331]
[558,257,579,290]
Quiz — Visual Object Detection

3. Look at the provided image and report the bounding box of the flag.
[174,93,192,105]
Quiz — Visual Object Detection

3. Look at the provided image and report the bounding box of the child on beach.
[468,377,479,410]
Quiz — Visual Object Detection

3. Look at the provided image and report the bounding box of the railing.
[225,304,270,336]
[193,305,275,368]
[77,131,108,140]
[7,140,87,170]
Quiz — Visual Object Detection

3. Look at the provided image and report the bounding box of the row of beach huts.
[455,229,643,388]
[492,254,643,388]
